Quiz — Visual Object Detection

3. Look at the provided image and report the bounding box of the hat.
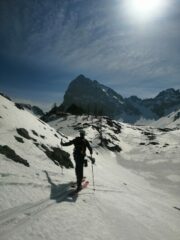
[79,130,85,136]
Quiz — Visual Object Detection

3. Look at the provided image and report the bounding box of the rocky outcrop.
[0,145,29,167]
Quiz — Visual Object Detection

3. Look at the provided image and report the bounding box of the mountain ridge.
[47,75,180,123]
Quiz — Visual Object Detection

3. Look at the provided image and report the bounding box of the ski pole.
[60,139,64,175]
[91,159,95,191]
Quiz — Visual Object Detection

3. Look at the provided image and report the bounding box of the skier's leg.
[78,163,83,186]
[75,159,80,187]
[74,155,79,185]
[75,164,78,181]
[76,157,84,191]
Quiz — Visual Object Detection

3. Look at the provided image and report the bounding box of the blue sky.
[0,0,180,111]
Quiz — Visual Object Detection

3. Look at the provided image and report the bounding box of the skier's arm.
[86,141,93,155]
[61,139,74,146]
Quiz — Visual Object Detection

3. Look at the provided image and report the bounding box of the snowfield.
[0,95,180,240]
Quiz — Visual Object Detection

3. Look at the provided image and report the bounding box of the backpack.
[74,137,87,156]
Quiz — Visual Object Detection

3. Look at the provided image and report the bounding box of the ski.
[70,177,86,188]
[80,180,89,191]
[70,180,89,196]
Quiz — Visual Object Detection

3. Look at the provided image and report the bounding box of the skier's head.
[79,130,85,138]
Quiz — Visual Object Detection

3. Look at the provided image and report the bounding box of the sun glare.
[124,0,168,22]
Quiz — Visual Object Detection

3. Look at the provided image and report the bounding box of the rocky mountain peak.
[61,75,126,118]
[156,88,179,99]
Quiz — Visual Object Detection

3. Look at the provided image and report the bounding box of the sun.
[124,0,167,22]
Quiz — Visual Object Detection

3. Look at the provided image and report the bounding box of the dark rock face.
[40,106,69,122]
[0,93,12,101]
[16,128,35,140]
[99,138,122,152]
[60,75,139,119]
[42,146,73,169]
[0,145,29,167]
[31,106,44,116]
[127,88,180,119]
[14,103,44,116]
[14,136,24,143]
[174,111,180,121]
[32,130,38,136]
[15,103,24,110]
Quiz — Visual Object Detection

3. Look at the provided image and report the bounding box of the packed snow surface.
[0,95,180,240]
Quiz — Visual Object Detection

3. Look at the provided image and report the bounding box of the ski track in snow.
[0,184,75,239]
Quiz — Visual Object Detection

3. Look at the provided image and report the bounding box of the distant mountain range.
[2,73,179,124]
[42,75,180,124]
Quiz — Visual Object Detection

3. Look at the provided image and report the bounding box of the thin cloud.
[0,0,179,102]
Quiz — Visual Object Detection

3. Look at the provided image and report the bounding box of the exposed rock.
[15,103,24,110]
[54,134,59,138]
[142,131,156,141]
[0,93,12,101]
[14,103,44,116]
[32,130,38,136]
[16,128,36,141]
[158,128,172,132]
[14,136,24,143]
[0,145,29,167]
[44,147,73,168]
[38,119,46,125]
[99,138,122,152]
[174,111,180,121]
[66,104,84,115]
[148,142,159,145]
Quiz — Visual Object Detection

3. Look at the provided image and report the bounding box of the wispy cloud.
[0,0,179,100]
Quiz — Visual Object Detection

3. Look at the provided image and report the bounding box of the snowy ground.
[0,96,180,240]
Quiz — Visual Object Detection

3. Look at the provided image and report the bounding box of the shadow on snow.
[44,170,78,203]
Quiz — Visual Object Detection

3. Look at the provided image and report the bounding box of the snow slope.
[0,96,180,240]
[135,109,180,128]
[0,95,73,209]
[150,110,180,128]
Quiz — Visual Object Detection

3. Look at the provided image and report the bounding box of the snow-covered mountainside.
[0,95,73,170]
[126,88,180,121]
[51,75,180,123]
[136,109,180,128]
[0,93,44,117]
[15,103,44,117]
[0,95,180,240]
[50,114,180,196]
[153,110,180,128]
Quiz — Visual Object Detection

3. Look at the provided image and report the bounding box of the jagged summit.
[61,75,130,118]
[155,88,180,101]
[73,74,91,81]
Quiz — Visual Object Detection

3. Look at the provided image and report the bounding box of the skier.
[61,130,93,191]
